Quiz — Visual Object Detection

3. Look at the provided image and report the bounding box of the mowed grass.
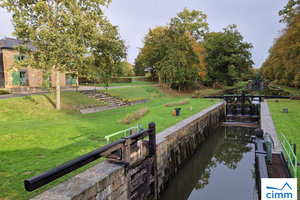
[103,85,166,99]
[0,86,216,199]
[80,76,154,87]
[268,99,300,188]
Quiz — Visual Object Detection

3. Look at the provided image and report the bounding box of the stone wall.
[30,102,225,200]
[31,161,128,200]
[155,101,226,195]
[80,99,150,114]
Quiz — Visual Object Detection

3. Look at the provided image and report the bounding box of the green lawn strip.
[102,85,167,100]
[269,83,300,95]
[0,92,99,122]
[80,81,153,87]
[80,76,154,87]
[267,100,300,188]
[0,87,216,199]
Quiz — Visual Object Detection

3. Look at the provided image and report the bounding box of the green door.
[12,71,20,85]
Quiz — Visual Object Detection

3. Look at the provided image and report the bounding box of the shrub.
[192,90,206,98]
[122,97,145,103]
[164,98,190,107]
[119,107,150,124]
[0,90,10,95]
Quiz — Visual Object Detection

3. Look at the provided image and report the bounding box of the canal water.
[160,126,256,200]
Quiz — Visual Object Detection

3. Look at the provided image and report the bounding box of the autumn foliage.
[262,2,300,88]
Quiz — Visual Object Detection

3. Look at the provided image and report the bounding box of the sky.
[0,0,287,68]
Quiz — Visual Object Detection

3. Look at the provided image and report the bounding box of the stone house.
[0,37,77,93]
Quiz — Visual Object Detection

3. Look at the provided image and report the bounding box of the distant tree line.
[262,0,300,88]
[134,8,254,89]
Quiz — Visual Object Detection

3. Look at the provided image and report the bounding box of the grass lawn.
[268,99,300,188]
[102,85,166,100]
[269,82,300,95]
[80,76,154,87]
[0,86,217,200]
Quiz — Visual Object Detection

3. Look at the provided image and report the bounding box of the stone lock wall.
[30,102,225,200]
[155,101,226,195]
[31,161,129,200]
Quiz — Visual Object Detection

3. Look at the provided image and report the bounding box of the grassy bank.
[0,86,217,199]
[80,76,154,87]
[268,99,300,187]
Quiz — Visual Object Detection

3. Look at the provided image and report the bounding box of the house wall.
[2,49,67,92]
[51,72,66,87]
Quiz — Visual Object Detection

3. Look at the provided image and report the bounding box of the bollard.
[282,108,288,113]
[255,128,264,138]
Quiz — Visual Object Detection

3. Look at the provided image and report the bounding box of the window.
[12,70,28,86]
[14,55,29,63]
[19,71,28,85]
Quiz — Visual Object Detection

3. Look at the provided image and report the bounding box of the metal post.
[148,122,156,156]
[293,143,296,165]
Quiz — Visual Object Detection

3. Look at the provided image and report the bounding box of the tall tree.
[278,0,300,24]
[135,9,209,89]
[1,0,121,110]
[203,25,254,86]
[89,19,127,88]
[262,0,300,88]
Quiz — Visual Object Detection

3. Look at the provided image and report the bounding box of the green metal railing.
[281,133,297,178]
[105,124,143,144]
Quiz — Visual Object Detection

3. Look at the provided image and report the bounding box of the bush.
[119,107,150,124]
[0,90,10,95]
[122,97,145,103]
[164,98,190,107]
[192,90,206,98]
[110,78,132,83]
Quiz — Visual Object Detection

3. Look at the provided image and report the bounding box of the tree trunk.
[76,72,79,92]
[94,78,96,94]
[56,70,61,110]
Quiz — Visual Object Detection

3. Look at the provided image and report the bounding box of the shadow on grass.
[42,94,56,108]
[24,96,38,105]
[0,138,107,199]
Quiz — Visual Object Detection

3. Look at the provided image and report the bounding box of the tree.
[118,60,135,77]
[89,20,127,88]
[1,0,121,110]
[278,0,299,24]
[262,11,300,88]
[135,9,209,89]
[203,25,254,86]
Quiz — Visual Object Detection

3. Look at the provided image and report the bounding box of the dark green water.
[160,126,256,200]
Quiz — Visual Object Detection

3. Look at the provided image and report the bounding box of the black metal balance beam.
[205,95,290,99]
[24,123,156,193]
[24,139,125,192]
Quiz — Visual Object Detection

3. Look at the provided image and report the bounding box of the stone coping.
[31,161,124,200]
[80,99,150,114]
[260,101,283,154]
[156,101,225,145]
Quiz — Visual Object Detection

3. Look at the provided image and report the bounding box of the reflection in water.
[160,126,255,200]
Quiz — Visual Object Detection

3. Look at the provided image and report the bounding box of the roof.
[0,37,37,51]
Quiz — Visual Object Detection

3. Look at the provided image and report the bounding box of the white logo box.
[261,178,297,200]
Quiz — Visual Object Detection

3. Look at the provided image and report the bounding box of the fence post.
[148,122,156,157]
[123,139,131,165]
